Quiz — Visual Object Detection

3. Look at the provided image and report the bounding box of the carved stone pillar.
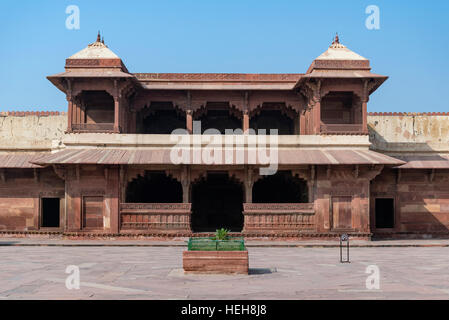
[114,97,120,133]
[186,90,193,134]
[243,110,250,133]
[181,166,191,203]
[113,80,120,133]
[361,99,368,133]
[67,96,73,132]
[313,99,321,134]
[186,110,193,134]
[80,101,85,124]
[305,79,321,135]
[245,167,255,203]
[120,165,127,203]
[362,80,370,133]
[300,110,306,135]
[308,165,315,203]
[75,98,82,125]
[66,79,73,132]
[129,109,137,133]
[243,91,250,133]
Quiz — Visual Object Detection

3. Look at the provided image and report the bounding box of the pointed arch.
[252,170,308,203]
[126,171,183,203]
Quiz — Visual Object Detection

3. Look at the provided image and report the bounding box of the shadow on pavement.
[249,268,276,275]
[0,241,19,246]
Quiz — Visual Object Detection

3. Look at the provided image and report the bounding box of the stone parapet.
[120,203,192,233]
[0,112,67,151]
[368,114,449,153]
[243,203,315,233]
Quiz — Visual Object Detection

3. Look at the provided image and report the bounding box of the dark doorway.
[191,173,244,232]
[41,198,60,228]
[252,171,308,203]
[375,198,395,228]
[126,171,183,203]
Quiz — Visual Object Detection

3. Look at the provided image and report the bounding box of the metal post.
[340,233,350,263]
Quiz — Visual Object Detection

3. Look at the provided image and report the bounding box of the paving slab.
[0,246,449,299]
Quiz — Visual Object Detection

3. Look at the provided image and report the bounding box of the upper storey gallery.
[48,33,387,136]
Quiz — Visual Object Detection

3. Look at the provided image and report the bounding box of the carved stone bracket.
[353,164,359,179]
[396,168,401,184]
[291,169,310,182]
[362,164,384,181]
[165,169,182,184]
[250,102,298,120]
[126,169,146,183]
[52,165,67,180]
[193,102,243,119]
[190,169,206,184]
[33,169,39,183]
[362,79,378,103]
[305,79,322,105]
[429,169,435,183]
[228,170,245,185]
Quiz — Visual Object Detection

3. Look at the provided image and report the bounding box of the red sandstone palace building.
[0,34,448,239]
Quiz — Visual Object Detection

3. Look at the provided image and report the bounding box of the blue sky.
[0,0,448,112]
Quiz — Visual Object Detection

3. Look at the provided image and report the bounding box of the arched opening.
[195,102,242,134]
[126,171,182,203]
[252,171,308,203]
[80,90,115,124]
[321,92,361,125]
[137,102,186,134]
[250,103,298,135]
[191,172,244,232]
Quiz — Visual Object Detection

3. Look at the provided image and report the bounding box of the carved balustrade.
[243,203,315,233]
[120,203,191,232]
[320,123,367,135]
[71,123,115,133]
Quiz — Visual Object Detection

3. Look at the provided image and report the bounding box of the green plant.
[187,237,245,251]
[213,228,230,240]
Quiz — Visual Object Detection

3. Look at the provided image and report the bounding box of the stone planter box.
[183,251,249,274]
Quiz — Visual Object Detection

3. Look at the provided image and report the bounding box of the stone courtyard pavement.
[1,245,449,299]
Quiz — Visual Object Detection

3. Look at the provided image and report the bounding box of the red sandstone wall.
[0,168,64,231]
[65,165,119,233]
[313,166,371,234]
[371,168,449,236]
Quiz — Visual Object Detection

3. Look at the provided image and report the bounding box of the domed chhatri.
[68,31,120,60]
[315,33,368,61]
